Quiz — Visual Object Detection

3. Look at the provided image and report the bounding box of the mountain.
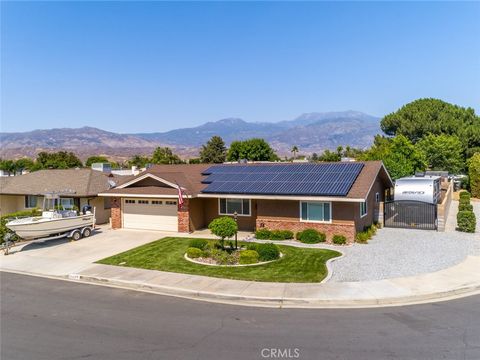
[0,111,381,160]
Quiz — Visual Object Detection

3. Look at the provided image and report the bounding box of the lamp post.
[234,211,238,249]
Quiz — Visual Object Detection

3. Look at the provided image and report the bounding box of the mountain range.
[0,111,381,161]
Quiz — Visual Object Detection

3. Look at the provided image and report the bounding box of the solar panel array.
[201,163,364,196]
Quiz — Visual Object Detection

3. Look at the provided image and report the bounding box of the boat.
[6,193,96,240]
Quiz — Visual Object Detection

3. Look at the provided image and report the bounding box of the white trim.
[98,193,191,199]
[359,201,368,218]
[116,173,183,190]
[299,201,333,224]
[218,198,252,217]
[198,193,365,203]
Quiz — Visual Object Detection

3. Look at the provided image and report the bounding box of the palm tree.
[291,146,299,160]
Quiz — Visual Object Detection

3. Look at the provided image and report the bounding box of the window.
[104,198,112,210]
[24,195,37,208]
[60,198,74,209]
[360,202,367,217]
[219,198,251,216]
[138,200,149,204]
[375,192,380,203]
[300,201,331,223]
[125,199,135,204]
[166,201,177,205]
[152,200,163,205]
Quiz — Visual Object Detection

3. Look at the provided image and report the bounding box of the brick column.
[111,197,122,229]
[178,198,190,233]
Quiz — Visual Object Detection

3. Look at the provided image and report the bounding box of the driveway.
[329,200,480,282]
[0,225,167,276]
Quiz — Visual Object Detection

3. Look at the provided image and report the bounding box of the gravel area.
[329,200,480,282]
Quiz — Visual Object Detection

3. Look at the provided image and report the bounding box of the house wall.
[355,179,385,232]
[86,197,110,225]
[188,198,206,231]
[256,199,357,243]
[0,195,27,215]
[203,198,257,231]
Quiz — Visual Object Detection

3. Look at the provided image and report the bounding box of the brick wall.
[111,197,122,229]
[256,218,356,244]
[178,198,190,233]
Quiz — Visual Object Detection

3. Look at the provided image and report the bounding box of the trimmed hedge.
[457,211,476,233]
[332,235,347,245]
[255,229,294,240]
[256,243,280,261]
[186,247,203,258]
[458,203,474,212]
[459,191,471,200]
[239,250,259,264]
[255,229,271,240]
[296,229,326,244]
[188,239,208,250]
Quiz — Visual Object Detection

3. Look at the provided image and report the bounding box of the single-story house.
[0,168,130,224]
[99,161,393,243]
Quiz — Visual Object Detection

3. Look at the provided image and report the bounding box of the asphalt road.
[1,272,480,360]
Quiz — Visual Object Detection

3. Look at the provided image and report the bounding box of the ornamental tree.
[468,153,480,198]
[208,217,238,249]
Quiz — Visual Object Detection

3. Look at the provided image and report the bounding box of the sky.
[1,1,479,133]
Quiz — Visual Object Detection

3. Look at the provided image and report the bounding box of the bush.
[255,229,272,240]
[468,153,480,198]
[239,250,259,264]
[332,235,347,245]
[457,211,476,233]
[210,248,239,265]
[355,224,377,244]
[246,243,258,251]
[270,230,294,240]
[0,209,42,243]
[459,191,471,201]
[256,243,280,261]
[296,229,326,244]
[188,239,208,250]
[186,247,203,259]
[459,203,474,212]
[208,217,238,248]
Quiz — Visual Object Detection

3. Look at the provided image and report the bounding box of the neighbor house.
[99,161,393,243]
[0,168,130,224]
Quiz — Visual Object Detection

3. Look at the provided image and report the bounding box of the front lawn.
[97,237,341,283]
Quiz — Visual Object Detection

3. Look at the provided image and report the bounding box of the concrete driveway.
[0,225,167,276]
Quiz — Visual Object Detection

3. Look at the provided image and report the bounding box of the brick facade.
[256,218,356,244]
[111,197,122,229]
[178,198,190,233]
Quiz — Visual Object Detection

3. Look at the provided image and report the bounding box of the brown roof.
[100,161,392,200]
[0,169,129,197]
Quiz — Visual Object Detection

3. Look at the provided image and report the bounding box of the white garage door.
[123,198,178,231]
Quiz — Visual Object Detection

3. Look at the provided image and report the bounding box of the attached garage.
[123,198,178,231]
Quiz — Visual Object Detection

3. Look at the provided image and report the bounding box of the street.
[1,272,479,360]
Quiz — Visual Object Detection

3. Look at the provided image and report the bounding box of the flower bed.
[184,252,284,267]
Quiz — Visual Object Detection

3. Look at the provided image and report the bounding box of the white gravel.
[329,200,480,282]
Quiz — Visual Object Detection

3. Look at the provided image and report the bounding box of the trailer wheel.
[71,230,82,241]
[82,228,91,238]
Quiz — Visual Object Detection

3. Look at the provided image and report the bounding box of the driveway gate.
[384,200,437,230]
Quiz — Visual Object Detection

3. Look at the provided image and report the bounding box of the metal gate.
[384,200,437,230]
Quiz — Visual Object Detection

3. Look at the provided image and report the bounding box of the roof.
[0,169,130,197]
[99,161,392,201]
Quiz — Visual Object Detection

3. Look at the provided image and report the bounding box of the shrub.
[459,191,471,201]
[208,217,238,249]
[270,230,294,240]
[255,229,272,240]
[296,229,326,244]
[209,248,239,265]
[188,239,208,250]
[256,243,280,261]
[239,250,259,264]
[468,153,480,198]
[246,243,258,251]
[332,235,347,245]
[0,209,42,243]
[355,224,377,244]
[186,247,203,259]
[459,203,474,212]
[457,211,476,233]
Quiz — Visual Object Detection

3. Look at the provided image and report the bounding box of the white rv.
[394,175,441,204]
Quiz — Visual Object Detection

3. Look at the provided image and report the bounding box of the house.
[0,168,130,224]
[99,161,393,243]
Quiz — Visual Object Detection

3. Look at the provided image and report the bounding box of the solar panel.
[201,162,364,196]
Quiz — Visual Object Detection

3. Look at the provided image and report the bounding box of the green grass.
[97,237,341,283]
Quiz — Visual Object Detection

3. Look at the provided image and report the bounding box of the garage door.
[123,199,178,231]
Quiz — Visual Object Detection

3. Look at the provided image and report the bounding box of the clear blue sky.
[1,1,479,133]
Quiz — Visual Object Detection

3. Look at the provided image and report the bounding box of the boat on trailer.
[6,193,96,240]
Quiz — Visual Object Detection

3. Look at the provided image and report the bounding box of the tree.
[360,135,426,179]
[0,159,15,175]
[13,158,35,174]
[468,153,480,198]
[199,136,227,163]
[85,156,110,167]
[310,153,319,161]
[127,155,150,168]
[35,151,82,169]
[291,146,299,160]
[151,147,183,164]
[318,149,341,162]
[416,134,464,174]
[226,138,278,162]
[208,217,238,250]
